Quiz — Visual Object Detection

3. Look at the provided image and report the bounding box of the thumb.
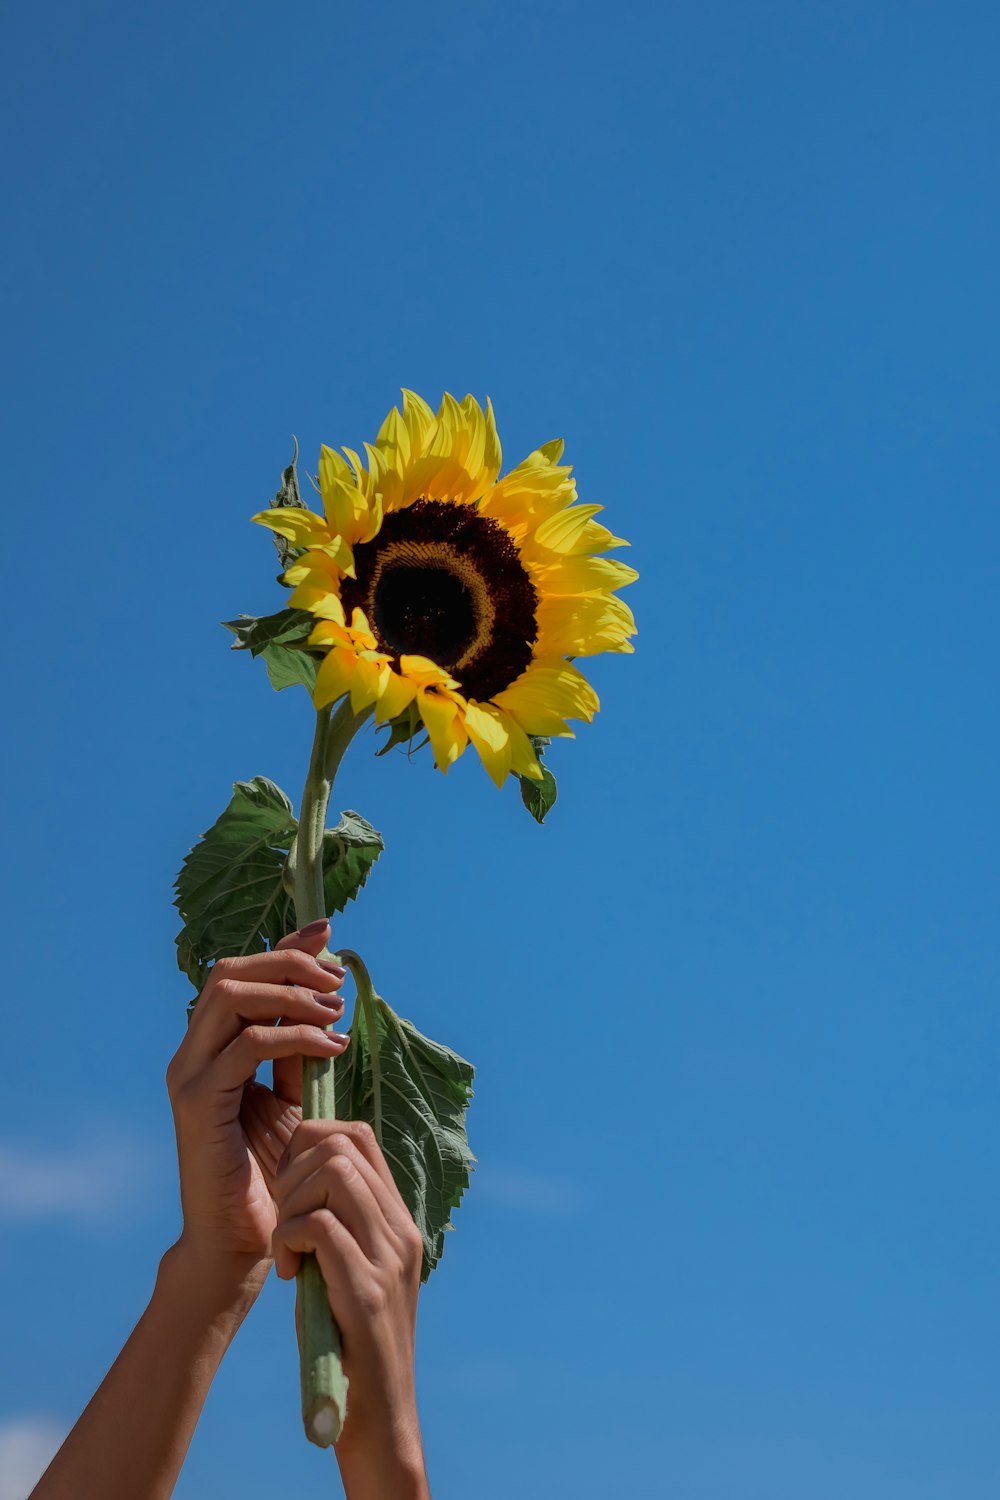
[275,918,331,958]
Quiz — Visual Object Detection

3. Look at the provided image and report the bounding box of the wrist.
[161,1236,270,1333]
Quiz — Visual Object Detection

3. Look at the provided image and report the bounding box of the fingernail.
[298,918,328,937]
[323,1031,350,1045]
[312,991,344,1010]
[316,960,346,977]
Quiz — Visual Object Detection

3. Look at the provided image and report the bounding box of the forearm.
[334,1368,430,1500]
[336,1428,430,1500]
[31,1240,269,1500]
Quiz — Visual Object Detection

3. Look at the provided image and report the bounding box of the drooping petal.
[498,709,545,780]
[313,647,357,709]
[417,686,468,771]
[463,700,513,787]
[349,652,384,715]
[374,664,419,724]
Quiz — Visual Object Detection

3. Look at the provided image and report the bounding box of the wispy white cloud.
[475,1166,588,1215]
[0,1417,66,1500]
[0,1134,156,1223]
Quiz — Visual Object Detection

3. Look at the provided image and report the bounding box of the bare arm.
[31,921,348,1500]
[31,1244,267,1500]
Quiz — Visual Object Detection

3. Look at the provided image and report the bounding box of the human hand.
[166,920,350,1267]
[272,1120,430,1500]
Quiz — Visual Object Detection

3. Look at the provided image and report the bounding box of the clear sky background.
[2,1,998,1496]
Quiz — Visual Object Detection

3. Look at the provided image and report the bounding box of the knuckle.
[404,1221,424,1260]
[319,1134,352,1163]
[349,1120,376,1150]
[212,956,234,980]
[315,1208,338,1243]
[211,975,238,1004]
[359,1281,389,1317]
[328,1152,355,1183]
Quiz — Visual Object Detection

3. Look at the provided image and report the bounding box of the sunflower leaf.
[223,608,320,694]
[262,645,318,693]
[174,781,384,995]
[174,777,298,992]
[223,607,315,653]
[322,812,384,916]
[518,736,558,823]
[335,995,475,1281]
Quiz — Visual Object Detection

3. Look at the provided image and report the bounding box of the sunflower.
[251,392,637,786]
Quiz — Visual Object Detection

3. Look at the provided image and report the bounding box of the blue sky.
[2,1,998,1496]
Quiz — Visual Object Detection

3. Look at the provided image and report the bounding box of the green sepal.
[335,989,475,1281]
[173,777,383,994]
[267,440,308,572]
[517,735,558,823]
[375,702,429,759]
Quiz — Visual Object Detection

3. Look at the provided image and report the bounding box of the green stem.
[292,699,370,1448]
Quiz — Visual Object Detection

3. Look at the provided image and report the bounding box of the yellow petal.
[308,617,350,649]
[530,504,606,556]
[349,653,383,715]
[479,449,577,531]
[463,700,512,787]
[250,507,328,547]
[398,654,462,692]
[313,648,356,710]
[317,443,354,487]
[376,403,411,469]
[374,666,419,725]
[575,519,630,553]
[534,595,637,656]
[290,580,352,619]
[531,555,639,596]
[494,659,600,735]
[483,398,503,485]
[319,467,369,545]
[417,687,468,771]
[505,718,545,779]
[400,389,435,456]
[283,540,354,584]
[347,607,378,651]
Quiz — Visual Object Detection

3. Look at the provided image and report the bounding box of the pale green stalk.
[291,698,369,1447]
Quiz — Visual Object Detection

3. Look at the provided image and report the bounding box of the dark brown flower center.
[340,499,538,701]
